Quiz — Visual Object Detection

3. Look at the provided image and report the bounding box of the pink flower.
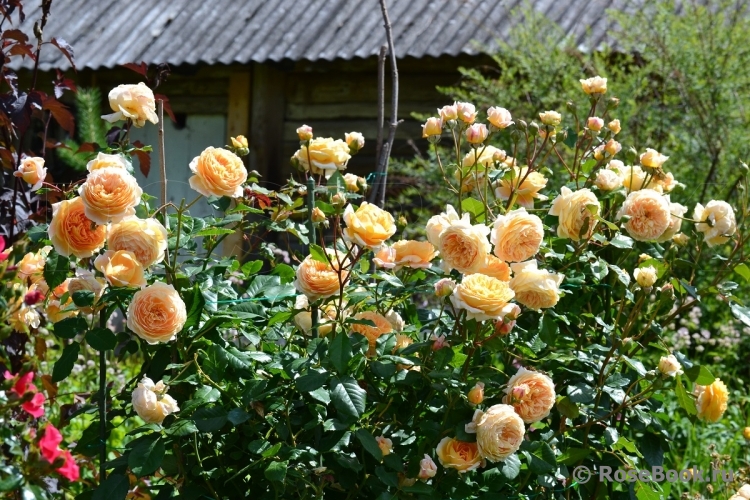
[0,235,10,261]
[24,289,45,306]
[40,425,63,464]
[430,334,449,351]
[56,450,80,481]
[6,371,36,396]
[22,392,45,418]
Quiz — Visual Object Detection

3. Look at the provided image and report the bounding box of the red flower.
[56,450,80,481]
[22,392,45,418]
[24,289,45,306]
[5,371,37,396]
[40,425,62,464]
[0,235,10,261]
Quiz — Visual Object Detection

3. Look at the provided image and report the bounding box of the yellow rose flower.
[14,156,46,191]
[294,137,351,177]
[379,240,437,270]
[694,379,728,423]
[94,250,147,288]
[425,205,461,246]
[548,186,599,241]
[422,117,443,138]
[107,216,168,267]
[79,167,143,225]
[294,251,349,301]
[342,202,396,249]
[101,82,158,127]
[455,102,477,124]
[435,437,483,473]
[17,246,51,284]
[495,167,548,209]
[465,404,525,462]
[450,274,516,321]
[539,110,562,126]
[46,299,78,323]
[438,218,491,274]
[633,265,657,288]
[657,354,683,377]
[86,152,131,172]
[509,260,563,310]
[126,282,187,344]
[487,107,513,129]
[502,367,556,423]
[465,123,488,144]
[618,165,648,192]
[640,148,669,169]
[468,382,485,405]
[48,197,107,258]
[296,124,313,141]
[131,377,179,424]
[743,427,750,440]
[694,200,737,247]
[617,190,671,241]
[477,255,511,281]
[608,119,621,135]
[462,145,505,169]
[68,268,106,312]
[438,104,458,122]
[351,311,393,354]
[594,169,622,191]
[491,207,544,262]
[189,147,247,198]
[345,131,365,152]
[10,300,41,333]
[579,76,607,95]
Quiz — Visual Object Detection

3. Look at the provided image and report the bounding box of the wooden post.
[248,63,286,188]
[223,70,251,256]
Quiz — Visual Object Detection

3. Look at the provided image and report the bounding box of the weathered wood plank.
[286,101,436,120]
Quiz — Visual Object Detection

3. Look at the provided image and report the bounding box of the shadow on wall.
[130,114,227,220]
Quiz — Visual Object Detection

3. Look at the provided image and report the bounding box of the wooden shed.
[14,0,626,218]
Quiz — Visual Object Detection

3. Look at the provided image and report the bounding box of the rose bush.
[4,57,750,500]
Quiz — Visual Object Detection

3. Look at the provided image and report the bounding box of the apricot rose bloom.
[418,455,438,480]
[131,377,179,424]
[78,167,143,225]
[549,186,599,241]
[17,246,51,283]
[86,152,131,172]
[657,354,683,377]
[694,379,728,423]
[373,240,437,270]
[102,82,158,127]
[14,156,46,191]
[495,167,548,209]
[94,250,147,288]
[422,117,442,138]
[694,200,737,247]
[617,190,671,241]
[438,217,491,274]
[594,169,622,191]
[68,269,105,311]
[465,404,525,462]
[462,145,505,168]
[49,197,107,258]
[107,216,168,267]
[294,251,349,301]
[342,202,396,249]
[633,265,657,288]
[580,76,607,95]
[294,137,351,177]
[126,282,187,344]
[640,148,669,169]
[491,208,543,262]
[502,367,556,423]
[435,437,483,472]
[351,311,393,353]
[509,260,563,310]
[450,274,516,322]
[478,255,511,281]
[487,106,513,129]
[189,147,248,198]
[455,102,477,124]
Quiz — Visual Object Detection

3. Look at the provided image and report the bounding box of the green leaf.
[731,303,750,327]
[609,233,634,249]
[329,334,352,374]
[182,285,205,331]
[43,250,70,289]
[128,435,165,477]
[92,473,129,500]
[608,264,630,286]
[557,447,590,465]
[52,342,80,382]
[734,263,750,283]
[72,290,95,307]
[635,481,663,500]
[375,271,403,288]
[27,224,49,243]
[355,429,383,461]
[165,419,198,436]
[330,375,366,419]
[539,314,558,344]
[461,197,486,222]
[264,461,288,483]
[309,244,329,264]
[194,227,236,237]
[684,364,715,385]
[242,259,263,277]
[193,406,228,432]
[327,170,345,190]
[501,454,521,479]
[53,316,86,339]
[556,396,579,419]
[86,327,117,351]
[227,408,250,425]
[0,466,23,492]
[296,372,328,392]
[675,375,697,416]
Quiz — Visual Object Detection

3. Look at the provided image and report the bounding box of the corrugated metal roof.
[12,0,642,71]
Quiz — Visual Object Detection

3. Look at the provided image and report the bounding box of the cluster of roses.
[1,372,78,481]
